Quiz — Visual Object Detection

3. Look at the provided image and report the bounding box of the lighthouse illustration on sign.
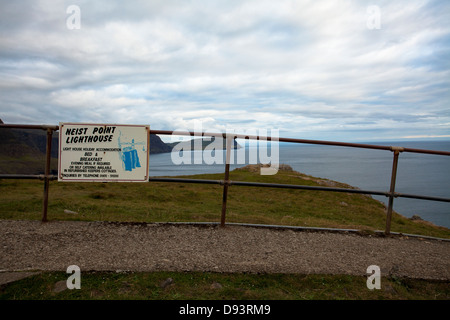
[118,130,146,172]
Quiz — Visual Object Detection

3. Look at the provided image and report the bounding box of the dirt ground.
[1,220,449,283]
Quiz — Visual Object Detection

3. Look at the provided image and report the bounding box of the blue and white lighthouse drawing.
[118,131,145,172]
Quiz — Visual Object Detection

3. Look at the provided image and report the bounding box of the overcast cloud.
[1,0,449,141]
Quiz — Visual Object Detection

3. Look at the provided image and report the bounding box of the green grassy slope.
[1,164,448,238]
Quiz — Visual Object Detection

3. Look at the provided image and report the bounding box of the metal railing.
[1,124,449,235]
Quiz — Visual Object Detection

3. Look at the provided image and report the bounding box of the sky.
[0,0,449,142]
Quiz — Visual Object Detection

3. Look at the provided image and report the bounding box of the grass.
[1,165,449,300]
[0,165,448,238]
[1,271,449,300]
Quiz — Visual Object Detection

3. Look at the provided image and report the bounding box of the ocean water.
[149,140,450,229]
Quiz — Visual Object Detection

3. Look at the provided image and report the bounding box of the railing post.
[220,135,233,227]
[385,147,403,235]
[42,128,53,222]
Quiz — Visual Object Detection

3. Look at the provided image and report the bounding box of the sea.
[148,140,450,229]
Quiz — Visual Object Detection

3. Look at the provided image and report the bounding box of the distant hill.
[0,125,57,174]
[149,134,173,154]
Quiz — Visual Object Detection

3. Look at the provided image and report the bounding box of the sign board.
[58,123,150,182]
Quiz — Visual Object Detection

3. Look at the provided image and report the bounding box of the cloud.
[0,0,449,142]
[402,134,450,139]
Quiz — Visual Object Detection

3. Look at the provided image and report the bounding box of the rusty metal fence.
[1,123,450,235]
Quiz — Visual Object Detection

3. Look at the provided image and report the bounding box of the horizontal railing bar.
[401,147,450,156]
[151,129,393,150]
[148,177,450,203]
[0,174,58,180]
[0,124,59,131]
[2,124,450,156]
[0,174,43,179]
[394,192,450,203]
[2,174,447,204]
[228,180,390,196]
[150,129,450,156]
[149,177,223,185]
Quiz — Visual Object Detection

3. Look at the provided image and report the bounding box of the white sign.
[58,123,150,182]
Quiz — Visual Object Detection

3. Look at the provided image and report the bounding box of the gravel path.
[1,220,449,281]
